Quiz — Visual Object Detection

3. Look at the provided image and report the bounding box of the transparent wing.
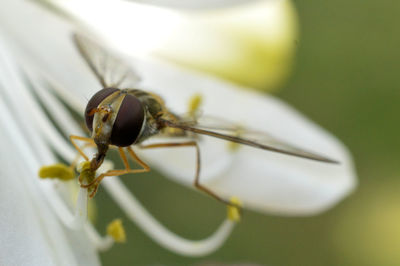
[160,116,339,164]
[73,33,141,88]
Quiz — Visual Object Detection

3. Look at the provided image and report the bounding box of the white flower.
[0,0,357,264]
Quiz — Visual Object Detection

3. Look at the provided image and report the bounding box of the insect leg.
[70,142,96,170]
[126,146,150,171]
[70,135,94,161]
[139,142,238,207]
[83,147,150,197]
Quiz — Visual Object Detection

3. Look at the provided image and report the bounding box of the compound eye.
[110,94,144,147]
[85,88,119,132]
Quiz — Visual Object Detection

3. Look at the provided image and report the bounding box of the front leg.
[81,147,150,198]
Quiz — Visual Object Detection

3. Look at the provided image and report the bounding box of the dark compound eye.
[85,88,119,132]
[110,94,144,147]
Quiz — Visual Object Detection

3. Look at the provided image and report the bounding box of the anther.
[188,93,203,117]
[38,163,75,181]
[107,219,126,243]
[227,197,242,222]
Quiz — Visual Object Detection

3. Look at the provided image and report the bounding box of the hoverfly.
[71,33,338,205]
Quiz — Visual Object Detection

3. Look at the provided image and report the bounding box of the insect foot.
[77,161,97,195]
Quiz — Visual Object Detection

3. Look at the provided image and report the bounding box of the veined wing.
[160,116,339,164]
[73,33,140,89]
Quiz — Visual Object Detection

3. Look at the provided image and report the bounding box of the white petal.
[0,157,65,265]
[127,0,260,9]
[0,34,100,265]
[0,88,99,266]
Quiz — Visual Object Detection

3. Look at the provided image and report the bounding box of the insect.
[71,33,339,205]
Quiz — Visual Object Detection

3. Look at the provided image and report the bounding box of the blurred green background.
[93,0,400,265]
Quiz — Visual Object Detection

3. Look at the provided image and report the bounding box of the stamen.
[226,127,244,152]
[188,93,203,117]
[71,187,89,229]
[227,197,242,222]
[84,223,114,252]
[38,163,75,181]
[107,219,126,243]
[227,141,240,152]
[43,182,89,231]
[103,177,237,257]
